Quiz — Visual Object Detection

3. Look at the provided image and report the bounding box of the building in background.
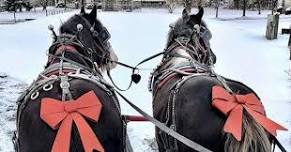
[278,0,291,8]
[134,0,165,7]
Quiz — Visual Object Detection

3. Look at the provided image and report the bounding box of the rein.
[114,89,213,152]
[106,52,166,91]
[106,37,212,92]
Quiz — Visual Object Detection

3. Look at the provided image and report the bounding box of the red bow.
[40,91,104,152]
[212,86,287,141]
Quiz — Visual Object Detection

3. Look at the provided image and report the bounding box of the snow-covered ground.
[0,73,27,151]
[0,7,290,151]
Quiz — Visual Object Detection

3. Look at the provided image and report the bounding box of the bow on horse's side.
[150,7,287,152]
[14,6,128,152]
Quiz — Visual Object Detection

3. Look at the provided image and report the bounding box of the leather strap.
[114,90,212,152]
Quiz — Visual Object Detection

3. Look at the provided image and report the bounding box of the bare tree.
[257,0,261,14]
[184,0,192,13]
[166,0,176,13]
[234,0,240,9]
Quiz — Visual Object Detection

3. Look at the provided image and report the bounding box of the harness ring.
[43,84,53,91]
[30,91,39,100]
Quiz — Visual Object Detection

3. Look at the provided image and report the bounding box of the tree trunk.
[215,0,219,18]
[197,0,202,7]
[167,0,175,13]
[288,26,291,47]
[243,0,246,16]
[258,0,261,14]
[272,0,278,14]
[282,0,285,8]
[81,0,84,7]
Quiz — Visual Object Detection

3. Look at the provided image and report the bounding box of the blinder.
[76,15,111,51]
[91,26,111,44]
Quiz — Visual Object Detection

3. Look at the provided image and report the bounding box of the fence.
[0,7,76,24]
[45,8,75,16]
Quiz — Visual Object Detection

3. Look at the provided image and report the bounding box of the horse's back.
[18,78,123,152]
[154,75,256,152]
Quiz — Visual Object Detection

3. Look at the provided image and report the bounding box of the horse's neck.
[161,48,191,70]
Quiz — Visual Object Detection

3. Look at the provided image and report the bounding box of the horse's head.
[48,6,118,71]
[166,7,216,65]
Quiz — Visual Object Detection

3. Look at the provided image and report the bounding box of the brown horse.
[14,7,126,152]
[150,7,286,152]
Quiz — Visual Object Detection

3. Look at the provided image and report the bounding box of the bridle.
[46,14,112,70]
[166,23,214,66]
[75,14,111,52]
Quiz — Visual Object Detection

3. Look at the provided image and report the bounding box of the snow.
[0,73,27,152]
[0,7,290,151]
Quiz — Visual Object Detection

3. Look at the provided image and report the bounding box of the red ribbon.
[40,91,104,152]
[212,86,287,141]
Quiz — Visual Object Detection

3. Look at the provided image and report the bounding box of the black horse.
[14,6,126,152]
[150,7,286,152]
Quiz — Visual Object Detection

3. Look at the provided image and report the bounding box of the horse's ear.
[196,6,204,22]
[89,5,97,19]
[182,8,189,21]
[80,6,85,14]
[189,6,203,24]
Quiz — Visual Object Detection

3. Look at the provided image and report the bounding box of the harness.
[149,31,287,152]
[149,38,213,151]
[13,55,127,150]
[13,16,131,151]
[149,34,214,93]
